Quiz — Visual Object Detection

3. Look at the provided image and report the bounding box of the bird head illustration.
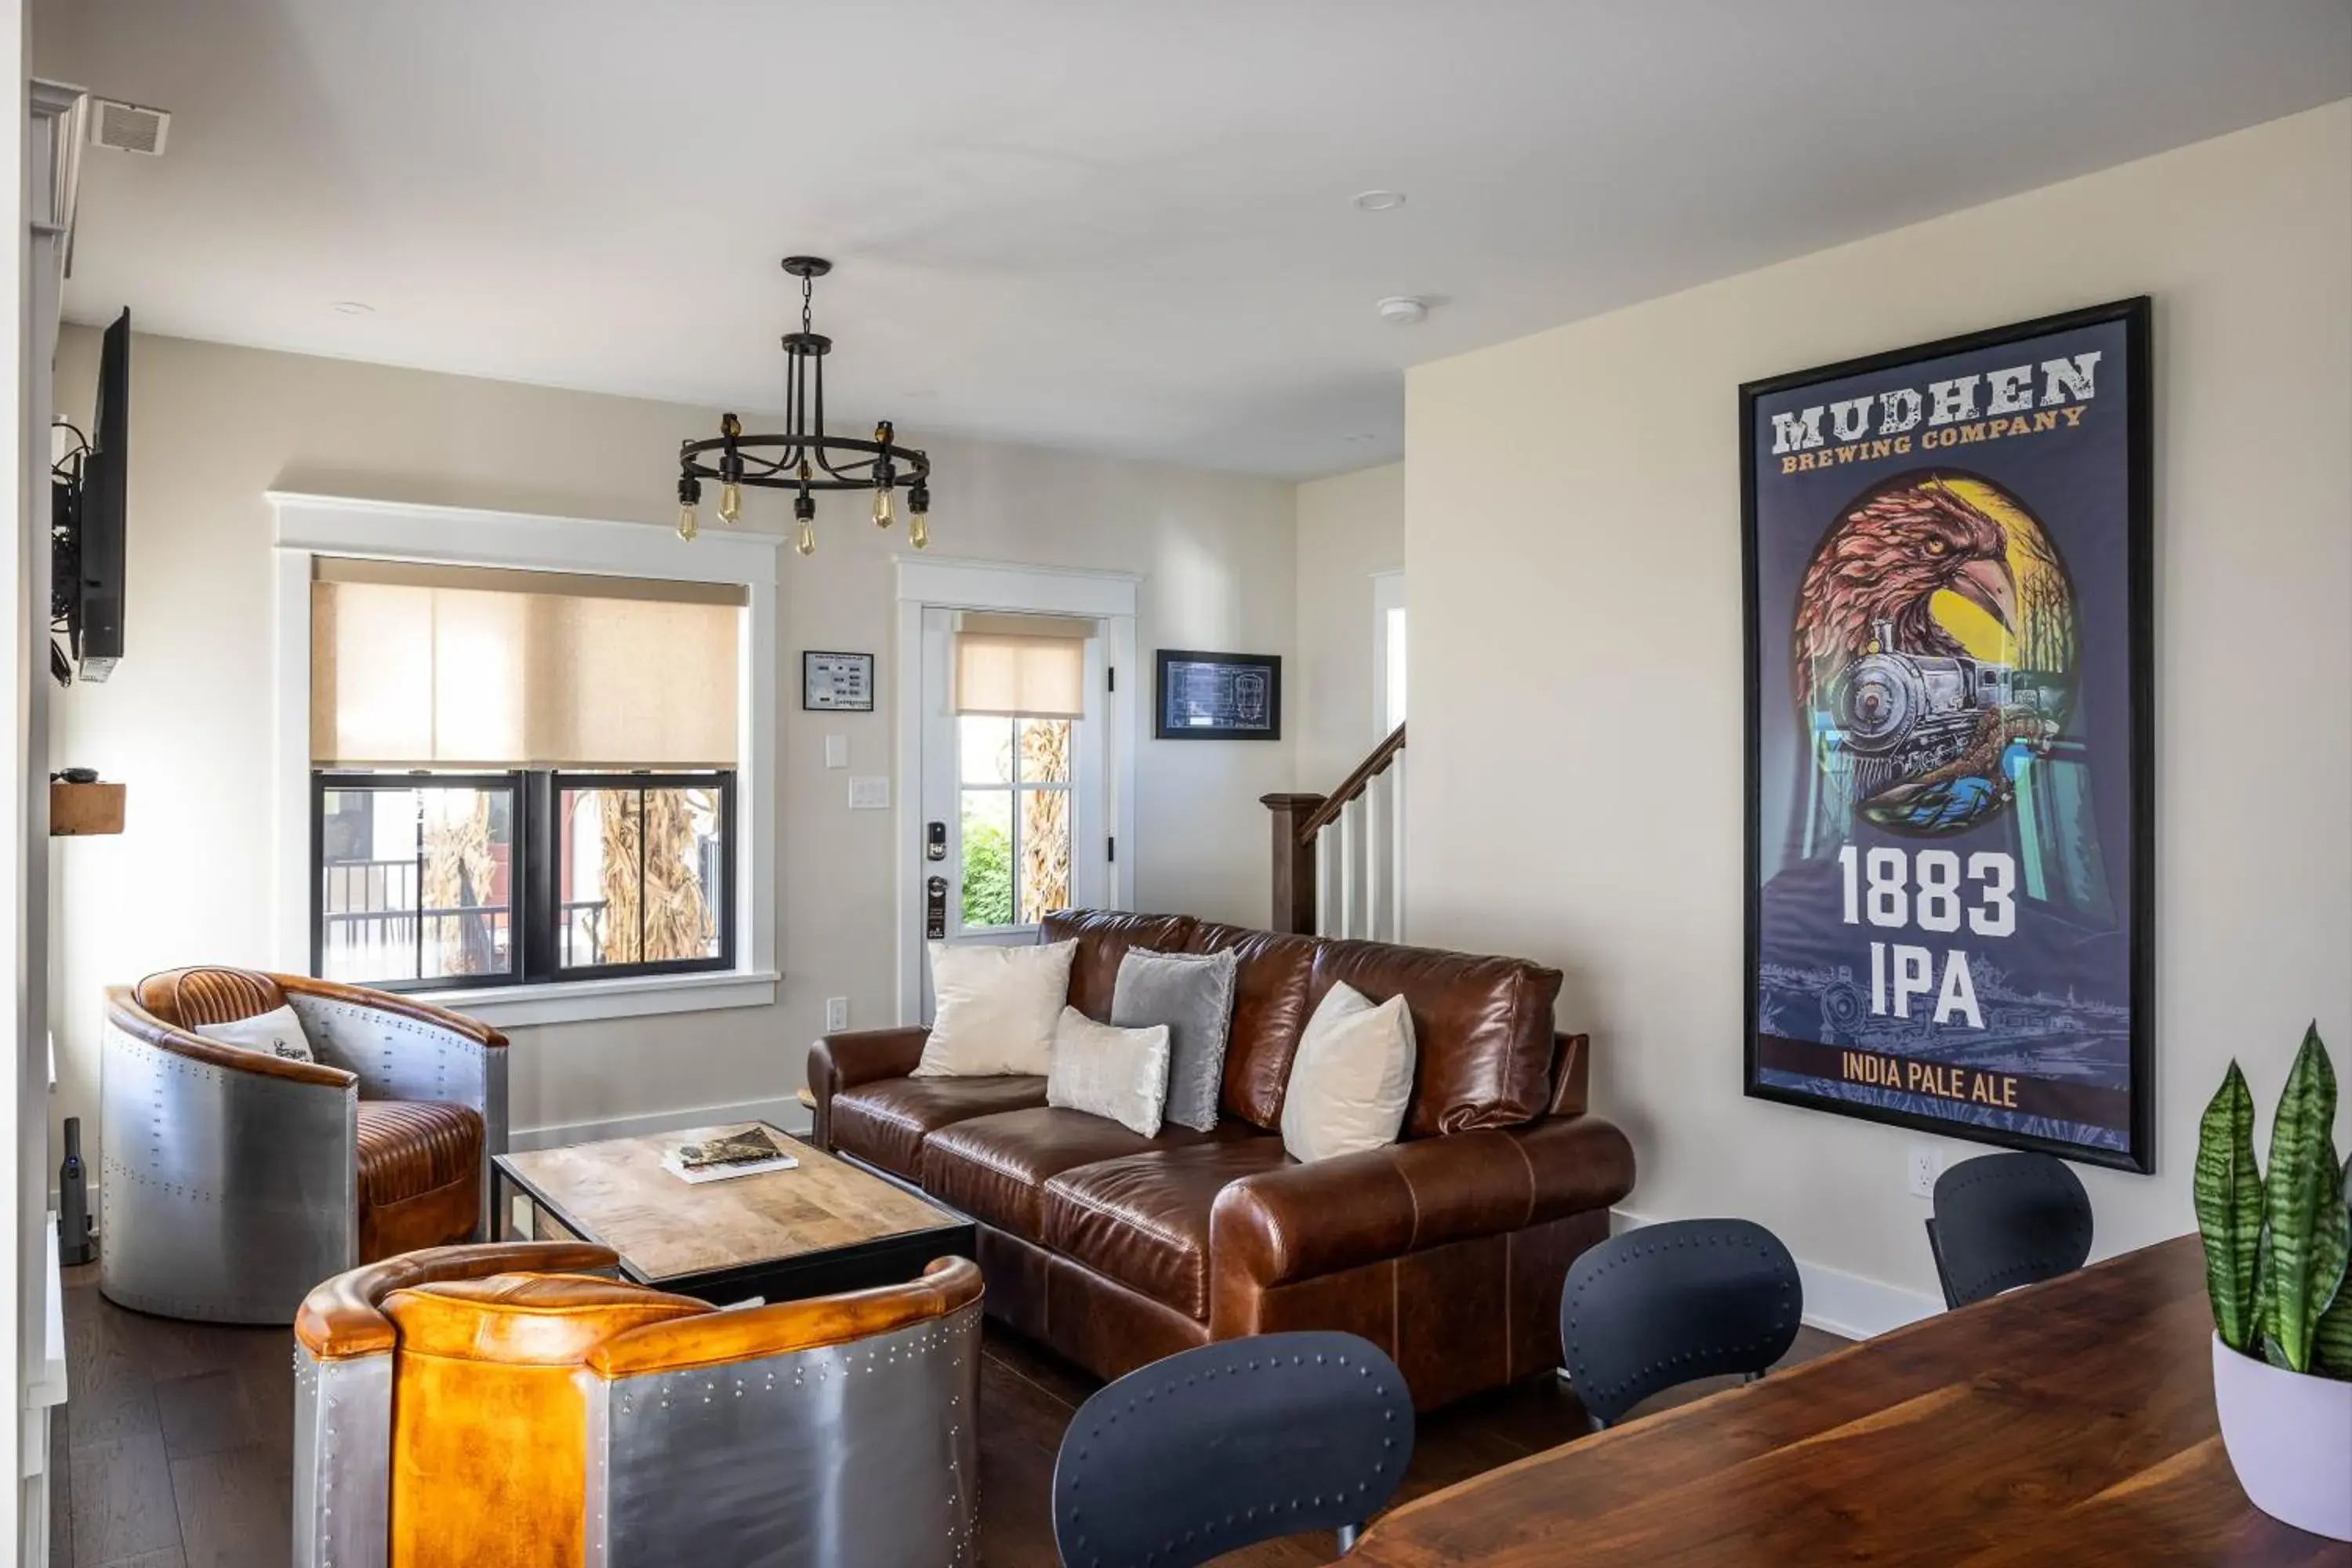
[1793,478,2018,702]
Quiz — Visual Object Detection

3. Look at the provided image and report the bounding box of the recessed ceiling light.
[1375,296,1429,325]
[331,300,375,316]
[1352,190,1406,212]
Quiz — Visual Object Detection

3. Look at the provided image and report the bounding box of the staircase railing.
[1261,723,1406,939]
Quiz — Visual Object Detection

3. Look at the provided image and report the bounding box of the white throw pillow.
[1046,1007,1171,1138]
[913,939,1078,1077]
[193,1002,317,1064]
[1279,982,1417,1163]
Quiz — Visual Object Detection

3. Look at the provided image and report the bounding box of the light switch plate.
[823,735,848,769]
[825,996,849,1032]
[848,776,890,810]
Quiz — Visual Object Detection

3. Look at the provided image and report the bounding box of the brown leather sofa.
[809,911,1635,1408]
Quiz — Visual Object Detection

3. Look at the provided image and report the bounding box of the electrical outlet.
[1907,1142,1940,1200]
[825,996,849,1033]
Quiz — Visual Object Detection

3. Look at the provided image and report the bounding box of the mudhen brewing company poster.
[1741,299,2152,1172]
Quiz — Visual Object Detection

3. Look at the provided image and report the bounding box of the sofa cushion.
[920,1107,1212,1241]
[829,1075,1047,1178]
[354,1100,485,1262]
[1112,948,1238,1133]
[1041,1138,1293,1319]
[1308,939,1561,1137]
[1185,924,1320,1131]
[1040,909,1198,1020]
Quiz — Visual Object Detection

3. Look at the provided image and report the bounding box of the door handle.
[926,875,948,940]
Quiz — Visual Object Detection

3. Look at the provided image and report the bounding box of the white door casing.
[894,557,1137,1025]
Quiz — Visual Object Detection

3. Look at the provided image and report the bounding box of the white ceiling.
[34,0,2352,479]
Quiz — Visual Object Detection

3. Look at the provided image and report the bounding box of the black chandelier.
[676,256,932,555]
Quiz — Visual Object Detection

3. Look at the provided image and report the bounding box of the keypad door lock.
[926,875,948,939]
[926,820,948,862]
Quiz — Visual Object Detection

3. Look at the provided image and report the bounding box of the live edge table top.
[494,1123,967,1293]
[1342,1236,2342,1567]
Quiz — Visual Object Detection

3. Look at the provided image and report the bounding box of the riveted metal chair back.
[1559,1218,1802,1428]
[1926,1152,2092,1308]
[1051,1330,1413,1568]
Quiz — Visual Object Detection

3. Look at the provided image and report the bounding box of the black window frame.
[311,767,736,993]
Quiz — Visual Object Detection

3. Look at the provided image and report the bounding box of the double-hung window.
[307,559,742,992]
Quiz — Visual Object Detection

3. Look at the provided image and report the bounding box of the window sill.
[420,969,779,1028]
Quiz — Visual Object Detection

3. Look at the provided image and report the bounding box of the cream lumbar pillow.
[1046,1007,1171,1138]
[193,1002,317,1064]
[1279,982,1417,1163]
[913,939,1079,1077]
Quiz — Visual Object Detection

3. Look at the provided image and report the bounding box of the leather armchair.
[100,967,508,1323]
[292,1243,985,1568]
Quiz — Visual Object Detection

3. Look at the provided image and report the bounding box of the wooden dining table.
[1341,1235,2347,1566]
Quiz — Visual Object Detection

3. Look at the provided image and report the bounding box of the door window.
[958,714,1073,928]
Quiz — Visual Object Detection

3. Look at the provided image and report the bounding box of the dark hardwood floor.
[53,1261,1842,1566]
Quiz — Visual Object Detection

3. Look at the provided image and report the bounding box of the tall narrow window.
[309,561,744,990]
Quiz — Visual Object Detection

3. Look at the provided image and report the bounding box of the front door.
[914,607,1109,1020]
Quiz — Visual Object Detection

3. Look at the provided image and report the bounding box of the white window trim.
[894,555,1139,1024]
[269,492,782,1026]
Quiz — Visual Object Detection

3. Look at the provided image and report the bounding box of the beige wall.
[1405,102,2352,1312]
[1293,462,1403,789]
[48,332,1295,1152]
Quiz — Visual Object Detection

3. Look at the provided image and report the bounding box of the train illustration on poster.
[1741,300,2153,1173]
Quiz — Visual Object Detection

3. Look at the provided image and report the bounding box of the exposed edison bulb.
[676,502,699,543]
[795,514,817,556]
[909,509,930,550]
[717,481,743,526]
[873,486,895,528]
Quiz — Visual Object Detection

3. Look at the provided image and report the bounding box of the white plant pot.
[2211,1333,2352,1541]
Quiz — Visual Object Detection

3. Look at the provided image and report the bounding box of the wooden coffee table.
[492,1123,975,1305]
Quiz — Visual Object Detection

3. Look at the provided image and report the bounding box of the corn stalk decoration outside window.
[599,788,715,964]
[420,792,499,977]
[1018,720,1072,920]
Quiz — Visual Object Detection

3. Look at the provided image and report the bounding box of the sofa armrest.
[806,1026,930,1148]
[1213,1114,1635,1290]
[294,1240,620,1361]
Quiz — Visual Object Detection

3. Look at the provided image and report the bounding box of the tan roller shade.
[310,560,746,768]
[953,612,1094,719]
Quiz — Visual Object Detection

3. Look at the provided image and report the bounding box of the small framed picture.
[802,651,874,712]
[1155,650,1281,740]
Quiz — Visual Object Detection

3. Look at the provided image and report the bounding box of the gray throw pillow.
[1110,948,1238,1133]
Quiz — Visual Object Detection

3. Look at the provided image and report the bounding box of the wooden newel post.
[1260,793,1326,935]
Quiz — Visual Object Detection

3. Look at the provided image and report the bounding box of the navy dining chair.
[1051,1330,1414,1566]
[1559,1217,1802,1430]
[1926,1151,2092,1308]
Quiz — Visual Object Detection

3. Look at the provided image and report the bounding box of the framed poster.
[1741,297,2153,1173]
[802,650,874,712]
[1155,650,1281,740]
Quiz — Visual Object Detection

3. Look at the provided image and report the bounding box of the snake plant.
[2198,1025,2351,1377]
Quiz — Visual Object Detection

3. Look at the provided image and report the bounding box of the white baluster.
[1365,770,1385,945]
[1338,798,1361,938]
[1389,754,1407,942]
[1316,822,1337,938]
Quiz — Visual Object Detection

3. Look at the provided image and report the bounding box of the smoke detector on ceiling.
[1375,296,1429,325]
[89,98,169,156]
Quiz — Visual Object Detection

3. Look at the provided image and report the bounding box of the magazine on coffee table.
[660,1125,799,1185]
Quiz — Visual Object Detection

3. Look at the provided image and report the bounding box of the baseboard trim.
[1610,1207,1942,1341]
[510,1095,815,1152]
